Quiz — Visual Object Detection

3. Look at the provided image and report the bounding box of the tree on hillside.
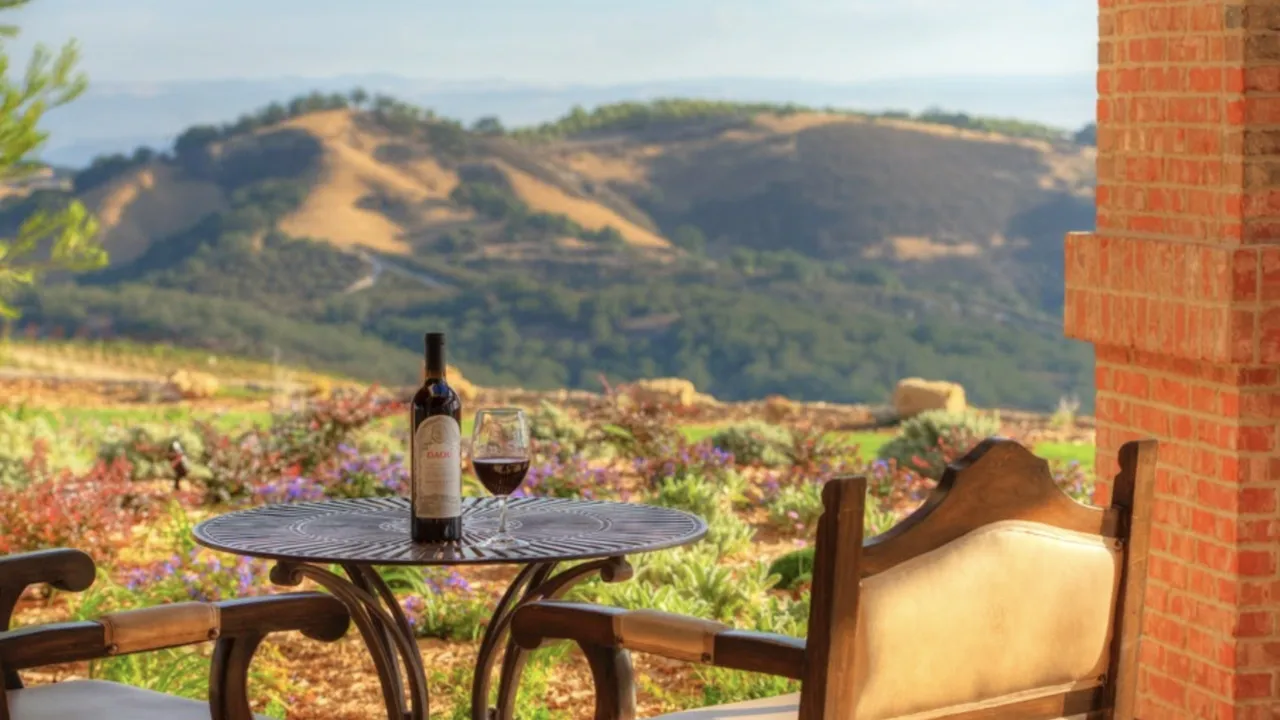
[0,0,105,317]
[349,87,368,109]
[173,124,220,176]
[471,115,505,135]
[1073,122,1097,147]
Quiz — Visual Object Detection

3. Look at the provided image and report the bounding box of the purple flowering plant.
[381,566,492,641]
[634,439,736,491]
[121,547,273,603]
[515,441,627,500]
[321,443,408,499]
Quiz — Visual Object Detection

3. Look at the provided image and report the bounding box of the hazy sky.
[7,0,1096,85]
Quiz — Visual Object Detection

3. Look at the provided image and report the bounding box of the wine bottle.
[410,332,463,542]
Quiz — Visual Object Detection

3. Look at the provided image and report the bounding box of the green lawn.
[1034,441,1095,472]
[680,426,1092,467]
[19,408,1095,471]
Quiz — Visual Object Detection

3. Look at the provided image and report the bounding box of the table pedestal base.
[471,556,633,720]
[271,561,428,719]
[269,556,633,720]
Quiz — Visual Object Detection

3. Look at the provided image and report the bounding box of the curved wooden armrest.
[216,593,349,642]
[0,550,96,629]
[0,592,349,672]
[0,550,96,595]
[511,600,805,679]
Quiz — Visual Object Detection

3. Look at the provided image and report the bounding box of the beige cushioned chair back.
[849,520,1122,720]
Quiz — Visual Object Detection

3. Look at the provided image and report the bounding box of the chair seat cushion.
[646,693,1090,720]
[7,679,270,720]
[652,693,798,719]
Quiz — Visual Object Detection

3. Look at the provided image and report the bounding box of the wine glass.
[471,408,531,549]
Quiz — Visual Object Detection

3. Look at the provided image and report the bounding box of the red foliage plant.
[193,386,405,505]
[0,458,154,563]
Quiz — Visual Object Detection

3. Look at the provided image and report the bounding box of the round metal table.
[193,496,707,720]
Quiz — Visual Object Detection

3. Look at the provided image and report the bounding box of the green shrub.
[97,424,205,481]
[576,546,777,624]
[709,421,792,467]
[767,502,901,590]
[694,668,801,710]
[877,410,1000,480]
[576,568,713,619]
[529,400,606,460]
[767,482,824,536]
[650,472,754,556]
[767,548,814,591]
[354,424,403,456]
[0,407,81,487]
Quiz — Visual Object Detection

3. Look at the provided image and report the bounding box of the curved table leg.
[271,561,430,720]
[472,556,634,720]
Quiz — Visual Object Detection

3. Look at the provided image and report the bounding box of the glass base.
[478,533,529,549]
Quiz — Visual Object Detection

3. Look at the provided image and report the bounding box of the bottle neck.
[425,341,446,380]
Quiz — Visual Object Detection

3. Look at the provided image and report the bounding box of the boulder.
[892,378,967,418]
[414,365,477,401]
[762,395,799,424]
[307,377,334,398]
[448,365,477,402]
[166,370,221,400]
[627,377,714,407]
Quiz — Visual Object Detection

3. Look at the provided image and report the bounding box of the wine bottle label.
[413,415,461,519]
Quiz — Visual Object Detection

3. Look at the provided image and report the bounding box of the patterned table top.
[193,496,707,566]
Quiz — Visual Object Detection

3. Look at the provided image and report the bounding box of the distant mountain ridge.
[7,94,1098,412]
[38,74,1096,167]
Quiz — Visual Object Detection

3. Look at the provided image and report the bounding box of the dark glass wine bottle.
[409,332,463,542]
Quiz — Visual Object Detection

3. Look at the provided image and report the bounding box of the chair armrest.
[0,550,97,629]
[217,593,349,642]
[511,600,805,680]
[0,592,349,671]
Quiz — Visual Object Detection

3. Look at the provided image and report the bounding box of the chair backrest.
[798,437,1157,720]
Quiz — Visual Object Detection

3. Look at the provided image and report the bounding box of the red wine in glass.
[473,458,530,496]
[471,409,531,549]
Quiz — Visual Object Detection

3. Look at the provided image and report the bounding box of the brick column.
[1065,2,1280,717]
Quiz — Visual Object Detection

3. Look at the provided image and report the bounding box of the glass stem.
[497,496,509,536]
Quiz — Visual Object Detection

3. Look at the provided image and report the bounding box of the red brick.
[1238,550,1278,578]
[1148,611,1189,649]
[1239,519,1280,543]
[1261,247,1280,302]
[1237,581,1275,608]
[1237,425,1276,453]
[1260,308,1280,364]
[1237,366,1277,387]
[1150,670,1190,707]
[1233,673,1274,700]
[1191,385,1221,414]
[1196,538,1236,573]
[1237,611,1274,639]
[1233,249,1259,302]
[1170,530,1199,562]
[1231,310,1257,363]
[1239,488,1277,514]
[1185,688,1219,718]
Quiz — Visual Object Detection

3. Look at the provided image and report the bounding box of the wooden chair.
[512,437,1157,720]
[0,548,350,720]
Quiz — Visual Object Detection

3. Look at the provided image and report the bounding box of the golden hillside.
[72,105,1093,275]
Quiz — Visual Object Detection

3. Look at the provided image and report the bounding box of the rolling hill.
[3,94,1098,411]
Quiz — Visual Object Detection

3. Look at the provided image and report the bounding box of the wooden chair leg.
[209,632,265,720]
[579,642,636,720]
